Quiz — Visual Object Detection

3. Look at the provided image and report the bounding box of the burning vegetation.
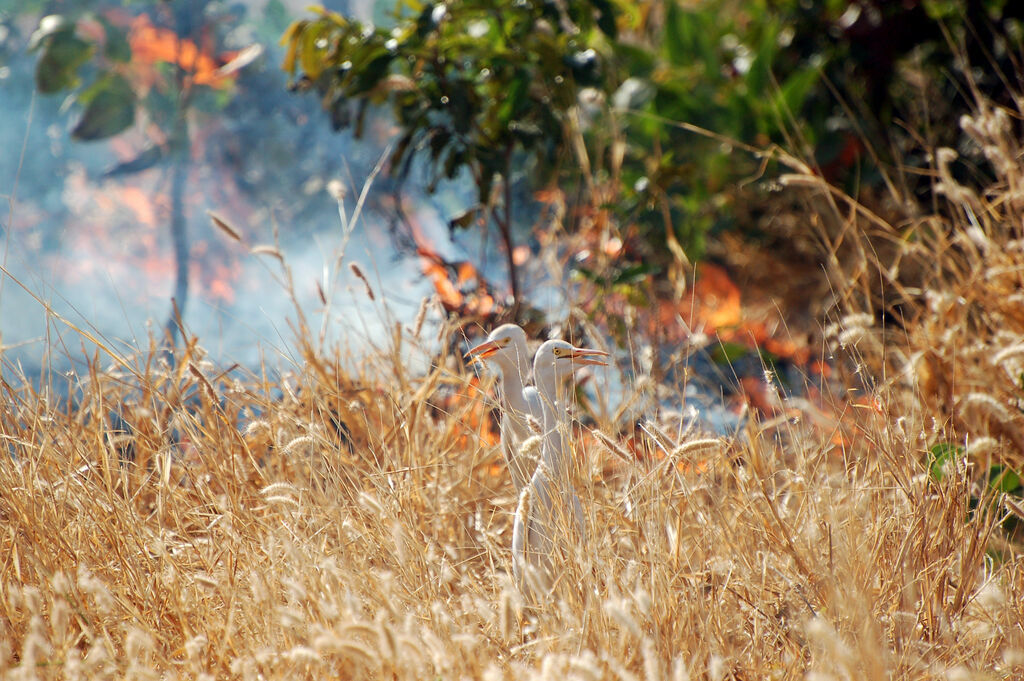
[2,1,1024,679]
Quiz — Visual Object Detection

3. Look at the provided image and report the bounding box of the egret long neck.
[537,373,570,483]
[496,356,531,418]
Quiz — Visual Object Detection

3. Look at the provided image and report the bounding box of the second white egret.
[512,338,608,593]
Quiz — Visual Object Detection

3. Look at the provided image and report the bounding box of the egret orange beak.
[567,347,610,366]
[464,339,501,361]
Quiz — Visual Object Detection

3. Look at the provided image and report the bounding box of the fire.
[392,195,501,317]
[48,167,243,308]
[422,260,461,309]
[205,268,236,304]
[512,245,531,266]
[190,241,242,305]
[456,262,476,286]
[658,262,815,366]
[437,376,501,452]
[128,15,236,90]
[682,262,742,331]
[421,255,496,316]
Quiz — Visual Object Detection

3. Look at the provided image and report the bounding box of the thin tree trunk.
[163,118,190,351]
[499,147,521,320]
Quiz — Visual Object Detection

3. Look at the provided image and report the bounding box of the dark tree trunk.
[499,147,521,321]
[163,118,190,353]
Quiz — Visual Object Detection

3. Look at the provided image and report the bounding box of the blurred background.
[0,0,479,379]
[2,0,1022,416]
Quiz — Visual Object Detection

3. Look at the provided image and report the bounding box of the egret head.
[533,339,609,385]
[464,323,530,372]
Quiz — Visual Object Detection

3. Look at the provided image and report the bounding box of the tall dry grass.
[3,98,1024,679]
[781,90,1024,503]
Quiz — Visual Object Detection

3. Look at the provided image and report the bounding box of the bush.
[284,0,1024,295]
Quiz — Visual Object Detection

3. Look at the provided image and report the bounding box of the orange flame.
[49,167,244,307]
[439,376,501,451]
[685,263,742,331]
[423,260,462,309]
[129,16,235,89]
[394,196,498,316]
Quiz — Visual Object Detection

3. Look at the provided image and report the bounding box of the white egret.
[512,339,608,593]
[464,324,542,492]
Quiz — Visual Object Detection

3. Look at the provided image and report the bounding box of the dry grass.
[782,92,1024,491]
[4,97,1024,679]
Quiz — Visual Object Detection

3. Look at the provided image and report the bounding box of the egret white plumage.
[512,339,608,592]
[464,324,542,492]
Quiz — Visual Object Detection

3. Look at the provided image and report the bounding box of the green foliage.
[29,15,94,93]
[927,442,1024,496]
[927,442,963,481]
[282,0,618,201]
[26,5,246,143]
[28,11,137,140]
[72,71,135,140]
[285,0,1024,298]
[928,443,1023,537]
[606,1,842,264]
[99,16,132,63]
[574,261,660,288]
[281,0,843,269]
[987,464,1023,495]
[711,341,750,366]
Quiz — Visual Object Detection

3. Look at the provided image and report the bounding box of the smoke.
[0,3,460,383]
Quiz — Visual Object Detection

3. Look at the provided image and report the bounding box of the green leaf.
[612,263,659,285]
[927,442,963,482]
[611,282,650,307]
[100,17,132,63]
[280,19,308,74]
[497,71,528,126]
[711,341,750,365]
[571,265,599,283]
[773,66,819,119]
[348,49,394,97]
[71,73,135,140]
[988,465,1023,494]
[663,4,714,75]
[591,0,618,40]
[35,29,94,93]
[612,43,655,78]
[298,21,333,80]
[28,14,74,52]
[922,0,961,20]
[745,23,779,98]
[662,1,686,64]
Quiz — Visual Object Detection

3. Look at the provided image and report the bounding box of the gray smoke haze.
[0,2,757,437]
[0,3,472,383]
